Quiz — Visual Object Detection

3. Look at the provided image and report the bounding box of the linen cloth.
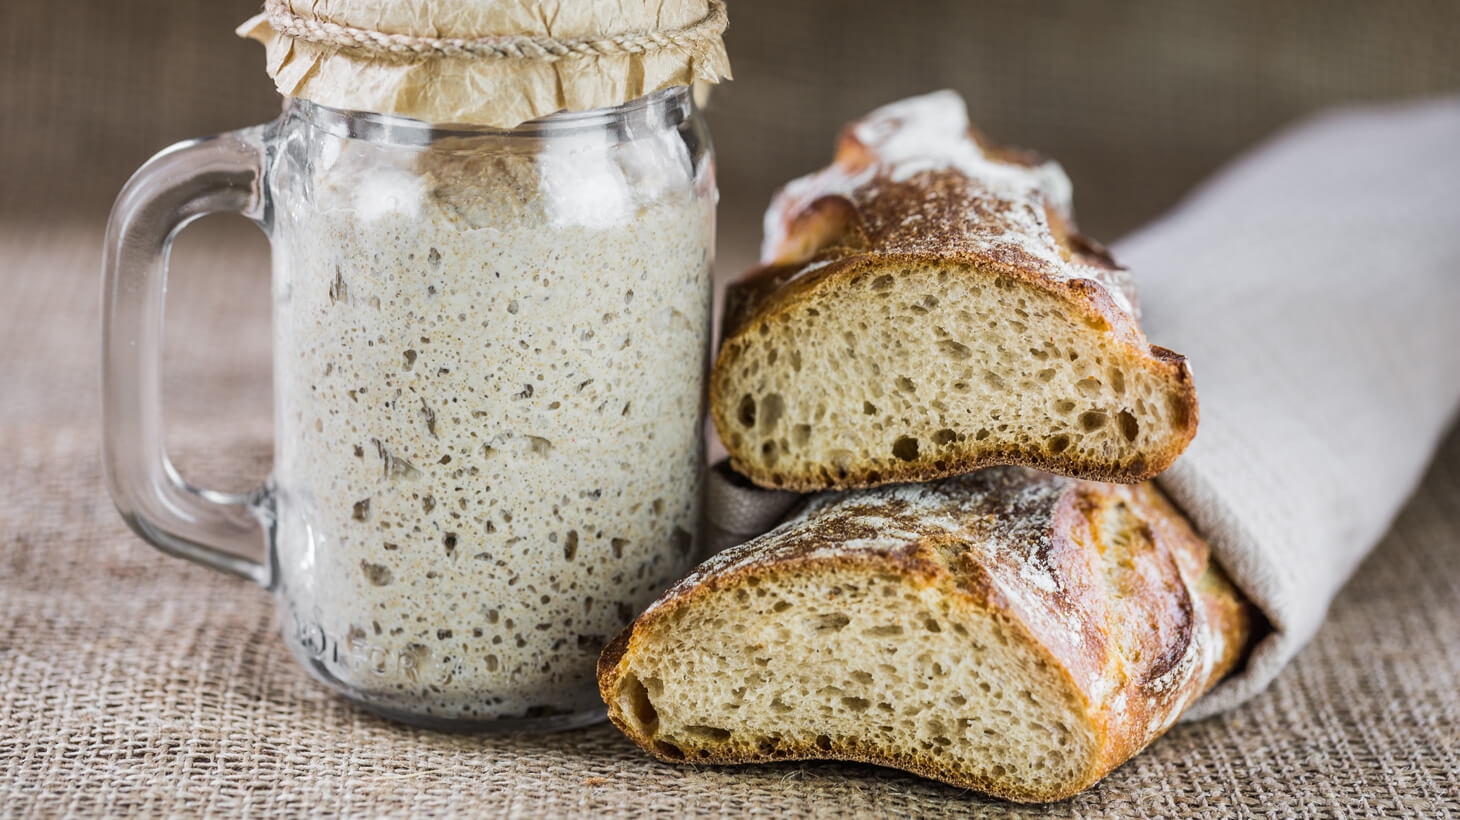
[706,95,1460,720]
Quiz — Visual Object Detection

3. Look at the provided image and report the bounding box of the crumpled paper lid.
[238,0,731,128]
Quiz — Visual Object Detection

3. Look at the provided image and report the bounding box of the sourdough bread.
[710,91,1198,491]
[598,468,1252,802]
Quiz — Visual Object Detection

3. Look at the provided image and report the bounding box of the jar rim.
[284,86,693,144]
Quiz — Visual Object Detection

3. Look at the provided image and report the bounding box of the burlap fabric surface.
[2,213,1458,815]
[4,0,1459,814]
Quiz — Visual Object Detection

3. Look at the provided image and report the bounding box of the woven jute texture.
[5,0,1460,812]
[2,219,1458,816]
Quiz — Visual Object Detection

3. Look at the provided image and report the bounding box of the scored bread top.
[736,90,1138,338]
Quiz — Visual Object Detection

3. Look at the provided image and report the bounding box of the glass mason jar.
[102,87,714,731]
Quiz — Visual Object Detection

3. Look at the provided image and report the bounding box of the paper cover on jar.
[237,0,731,128]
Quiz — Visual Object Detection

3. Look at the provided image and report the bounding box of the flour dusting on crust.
[758,90,1137,318]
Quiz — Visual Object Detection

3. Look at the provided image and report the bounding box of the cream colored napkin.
[1120,95,1460,718]
[704,95,1460,719]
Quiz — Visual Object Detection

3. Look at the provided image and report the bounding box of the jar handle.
[101,128,273,587]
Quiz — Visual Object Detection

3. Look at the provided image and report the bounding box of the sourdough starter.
[269,135,712,721]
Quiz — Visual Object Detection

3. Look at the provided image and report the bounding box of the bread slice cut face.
[710,91,1197,491]
[598,469,1251,803]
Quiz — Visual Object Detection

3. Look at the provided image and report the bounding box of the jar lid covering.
[238,0,730,128]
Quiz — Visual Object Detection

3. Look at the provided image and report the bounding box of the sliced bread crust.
[710,91,1198,491]
[598,468,1252,802]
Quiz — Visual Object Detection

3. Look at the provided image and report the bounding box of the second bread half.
[711,91,1198,491]
[599,468,1252,802]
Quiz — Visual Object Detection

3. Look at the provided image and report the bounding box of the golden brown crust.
[598,469,1252,802]
[761,114,1139,318]
[712,94,1197,492]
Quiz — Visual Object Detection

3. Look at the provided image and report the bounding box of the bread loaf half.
[710,91,1198,491]
[598,468,1251,802]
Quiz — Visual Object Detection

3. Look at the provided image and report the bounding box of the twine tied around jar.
[262,0,728,62]
[241,0,731,128]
